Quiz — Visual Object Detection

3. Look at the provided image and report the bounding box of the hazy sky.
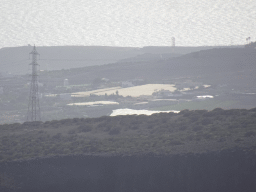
[0,0,255,47]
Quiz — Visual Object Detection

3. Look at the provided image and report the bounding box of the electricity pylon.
[27,45,41,121]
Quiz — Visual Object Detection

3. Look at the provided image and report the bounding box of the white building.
[64,79,69,87]
[122,81,134,88]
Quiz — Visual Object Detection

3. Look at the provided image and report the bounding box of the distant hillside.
[118,52,182,63]
[0,45,226,75]
[0,46,141,75]
[40,47,256,89]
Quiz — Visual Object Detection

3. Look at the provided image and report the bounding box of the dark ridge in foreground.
[0,108,256,162]
[0,108,256,191]
[0,149,255,192]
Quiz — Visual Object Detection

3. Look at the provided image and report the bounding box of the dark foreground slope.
[1,108,256,162]
[0,108,256,191]
[1,149,256,192]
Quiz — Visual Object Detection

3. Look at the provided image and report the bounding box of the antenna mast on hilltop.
[27,45,41,121]
[171,37,175,52]
[172,37,175,47]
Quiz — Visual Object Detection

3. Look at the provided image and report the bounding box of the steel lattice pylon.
[27,45,41,121]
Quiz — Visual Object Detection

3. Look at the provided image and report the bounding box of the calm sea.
[0,0,255,48]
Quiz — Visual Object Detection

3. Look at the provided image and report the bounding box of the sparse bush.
[186,135,194,141]
[77,125,93,132]
[169,140,184,145]
[244,131,255,137]
[195,110,207,115]
[103,125,111,132]
[59,118,72,124]
[180,109,191,117]
[130,125,139,130]
[52,133,62,140]
[210,127,218,132]
[68,129,76,134]
[203,133,212,139]
[201,118,212,125]
[234,138,243,143]
[179,126,187,131]
[192,125,203,132]
[109,127,121,135]
[189,115,200,122]
[72,118,81,123]
[249,108,256,112]
[38,130,45,134]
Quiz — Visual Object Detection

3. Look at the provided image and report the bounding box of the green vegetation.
[0,108,256,162]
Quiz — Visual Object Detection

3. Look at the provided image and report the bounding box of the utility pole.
[27,45,41,121]
[172,37,175,47]
[172,37,175,53]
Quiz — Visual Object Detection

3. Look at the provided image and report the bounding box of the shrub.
[109,127,121,135]
[179,126,187,131]
[249,107,256,112]
[52,133,62,140]
[244,131,256,137]
[192,125,203,132]
[189,115,200,122]
[59,119,72,124]
[169,140,184,145]
[203,133,212,139]
[38,130,45,134]
[186,135,194,141]
[77,125,93,132]
[68,129,76,134]
[72,118,81,123]
[180,109,191,117]
[130,125,139,130]
[195,110,207,115]
[201,118,212,125]
[102,125,110,132]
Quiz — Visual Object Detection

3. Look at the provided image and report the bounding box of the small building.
[122,81,134,88]
[64,79,69,87]
[153,89,173,98]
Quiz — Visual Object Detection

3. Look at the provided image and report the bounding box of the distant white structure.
[101,78,110,82]
[172,37,175,47]
[154,89,173,97]
[197,95,214,99]
[110,108,180,116]
[64,79,69,87]
[122,81,133,88]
